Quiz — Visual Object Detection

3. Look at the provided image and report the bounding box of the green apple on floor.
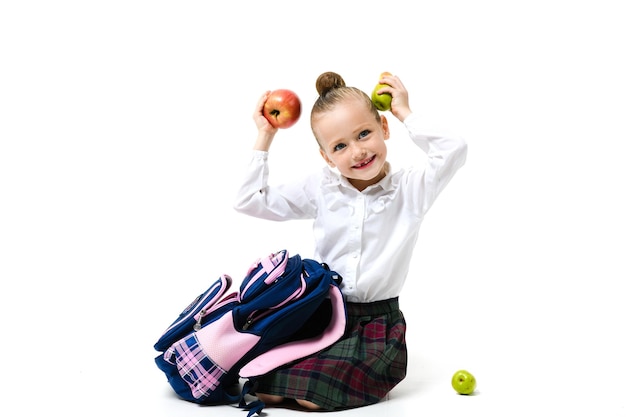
[451,369,476,395]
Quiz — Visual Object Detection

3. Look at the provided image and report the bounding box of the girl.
[234,71,467,410]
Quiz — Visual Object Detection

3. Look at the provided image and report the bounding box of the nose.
[352,143,367,160]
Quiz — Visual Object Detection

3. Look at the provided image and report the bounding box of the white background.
[1,1,625,416]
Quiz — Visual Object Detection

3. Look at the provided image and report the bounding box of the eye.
[333,143,347,152]
[358,130,371,140]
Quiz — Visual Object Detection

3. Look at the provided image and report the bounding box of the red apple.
[263,89,302,129]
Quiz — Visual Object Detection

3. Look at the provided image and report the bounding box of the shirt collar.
[322,162,395,192]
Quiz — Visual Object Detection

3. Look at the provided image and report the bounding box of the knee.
[256,393,322,410]
[256,393,284,405]
[296,399,323,410]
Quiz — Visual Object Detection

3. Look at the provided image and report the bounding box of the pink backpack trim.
[239,285,346,377]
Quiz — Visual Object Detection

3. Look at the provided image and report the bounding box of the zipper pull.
[242,318,253,330]
[193,309,206,331]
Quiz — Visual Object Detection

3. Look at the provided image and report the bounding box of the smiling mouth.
[353,156,375,169]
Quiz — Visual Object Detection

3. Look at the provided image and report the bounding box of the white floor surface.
[2,1,625,416]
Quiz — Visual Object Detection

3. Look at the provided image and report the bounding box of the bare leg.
[256,393,284,405]
[296,399,322,410]
[257,393,323,411]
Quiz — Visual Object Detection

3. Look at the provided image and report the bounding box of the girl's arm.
[233,92,316,221]
[382,75,467,212]
[405,115,468,214]
[233,151,317,221]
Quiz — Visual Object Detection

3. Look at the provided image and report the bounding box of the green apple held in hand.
[451,370,476,395]
[371,71,393,111]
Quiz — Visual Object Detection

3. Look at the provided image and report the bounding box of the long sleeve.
[403,113,468,215]
[233,150,317,221]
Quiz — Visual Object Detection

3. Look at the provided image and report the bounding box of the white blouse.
[234,113,468,303]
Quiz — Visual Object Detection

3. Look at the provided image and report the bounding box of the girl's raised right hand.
[252,91,278,151]
[253,91,279,134]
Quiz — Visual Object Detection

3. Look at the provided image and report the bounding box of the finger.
[253,91,270,119]
[379,73,397,85]
[256,91,270,110]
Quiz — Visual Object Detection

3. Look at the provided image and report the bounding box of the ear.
[380,115,390,140]
[319,148,335,167]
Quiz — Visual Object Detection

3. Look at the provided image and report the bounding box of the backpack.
[153,249,346,415]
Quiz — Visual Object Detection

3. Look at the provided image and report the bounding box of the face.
[315,99,390,191]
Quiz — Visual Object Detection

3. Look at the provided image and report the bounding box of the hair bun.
[315,71,346,96]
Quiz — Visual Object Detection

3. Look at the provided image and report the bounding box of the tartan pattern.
[254,297,407,410]
[164,333,226,401]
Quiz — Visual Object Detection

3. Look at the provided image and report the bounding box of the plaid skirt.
[254,297,407,410]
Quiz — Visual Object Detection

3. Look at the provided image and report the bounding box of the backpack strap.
[238,382,266,417]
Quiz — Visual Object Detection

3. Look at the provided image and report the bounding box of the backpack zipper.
[242,309,276,330]
[193,308,208,331]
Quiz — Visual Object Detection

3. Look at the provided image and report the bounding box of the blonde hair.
[311,72,381,145]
